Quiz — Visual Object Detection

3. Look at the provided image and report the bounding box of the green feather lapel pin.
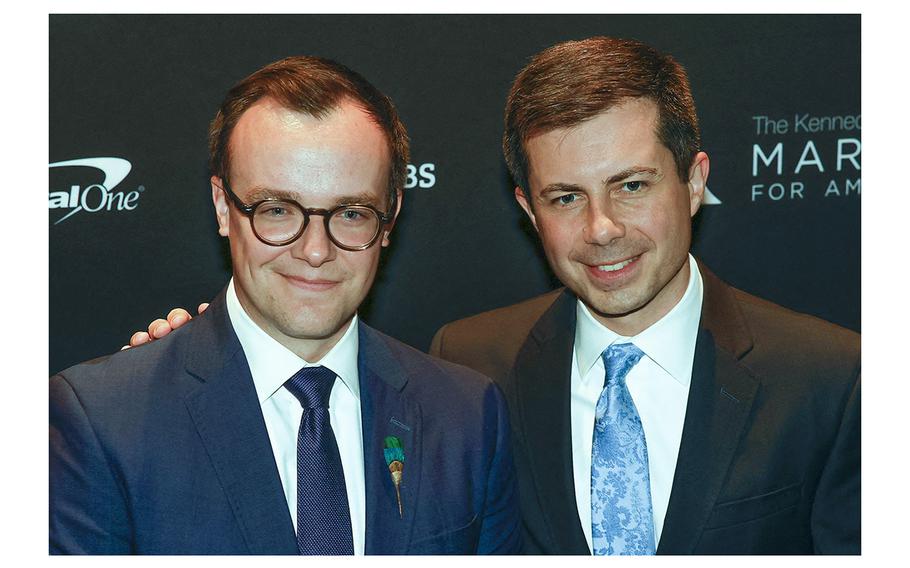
[383,436,405,518]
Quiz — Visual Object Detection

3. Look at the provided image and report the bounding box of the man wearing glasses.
[49,56,520,555]
[109,36,861,555]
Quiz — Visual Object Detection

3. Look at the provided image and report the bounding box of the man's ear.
[687,152,710,217]
[514,186,539,232]
[211,176,230,237]
[380,189,404,247]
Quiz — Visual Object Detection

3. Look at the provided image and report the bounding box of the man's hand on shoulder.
[122,303,209,349]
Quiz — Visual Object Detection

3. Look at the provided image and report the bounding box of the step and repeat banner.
[49,14,860,374]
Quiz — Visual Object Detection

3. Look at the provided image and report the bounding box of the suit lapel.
[358,324,422,555]
[512,290,591,554]
[182,291,299,555]
[657,266,759,554]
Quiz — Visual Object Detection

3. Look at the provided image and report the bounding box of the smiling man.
[49,56,519,555]
[430,37,860,554]
[121,37,860,556]
[515,97,706,337]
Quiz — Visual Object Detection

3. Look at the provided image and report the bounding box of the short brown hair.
[504,37,700,191]
[209,55,409,213]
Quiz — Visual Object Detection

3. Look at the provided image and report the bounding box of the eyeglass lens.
[252,202,380,248]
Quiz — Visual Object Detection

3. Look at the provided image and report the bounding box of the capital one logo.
[49,157,144,225]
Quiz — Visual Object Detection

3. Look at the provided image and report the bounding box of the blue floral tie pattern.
[591,343,656,555]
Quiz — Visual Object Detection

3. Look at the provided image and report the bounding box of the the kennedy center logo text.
[750,113,860,202]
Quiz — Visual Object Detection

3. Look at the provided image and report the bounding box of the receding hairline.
[222,96,393,183]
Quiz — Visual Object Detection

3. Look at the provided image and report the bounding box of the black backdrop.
[49,14,860,374]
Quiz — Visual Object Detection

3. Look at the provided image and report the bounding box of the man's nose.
[583,201,626,245]
[290,217,336,266]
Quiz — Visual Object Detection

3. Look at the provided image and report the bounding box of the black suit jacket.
[50,289,520,554]
[430,265,860,554]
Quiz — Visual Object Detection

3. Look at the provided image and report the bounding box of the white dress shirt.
[571,254,703,551]
[225,279,366,555]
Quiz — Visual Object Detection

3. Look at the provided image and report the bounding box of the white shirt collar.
[225,278,361,404]
[574,254,704,386]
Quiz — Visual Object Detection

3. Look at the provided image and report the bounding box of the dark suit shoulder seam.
[732,289,858,336]
[449,288,564,326]
[431,323,449,358]
[424,353,494,388]
[374,327,494,387]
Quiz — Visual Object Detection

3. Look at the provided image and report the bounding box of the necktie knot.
[601,342,645,387]
[285,365,336,409]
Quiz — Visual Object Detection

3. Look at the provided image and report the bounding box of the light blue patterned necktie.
[591,342,656,555]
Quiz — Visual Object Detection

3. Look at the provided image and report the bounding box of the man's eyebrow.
[245,187,382,207]
[537,168,662,196]
[244,186,296,202]
[604,166,661,185]
[335,192,383,206]
[539,182,585,196]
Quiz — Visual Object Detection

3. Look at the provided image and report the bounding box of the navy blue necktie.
[284,366,354,555]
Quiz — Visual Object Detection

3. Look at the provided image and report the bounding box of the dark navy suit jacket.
[50,290,520,554]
